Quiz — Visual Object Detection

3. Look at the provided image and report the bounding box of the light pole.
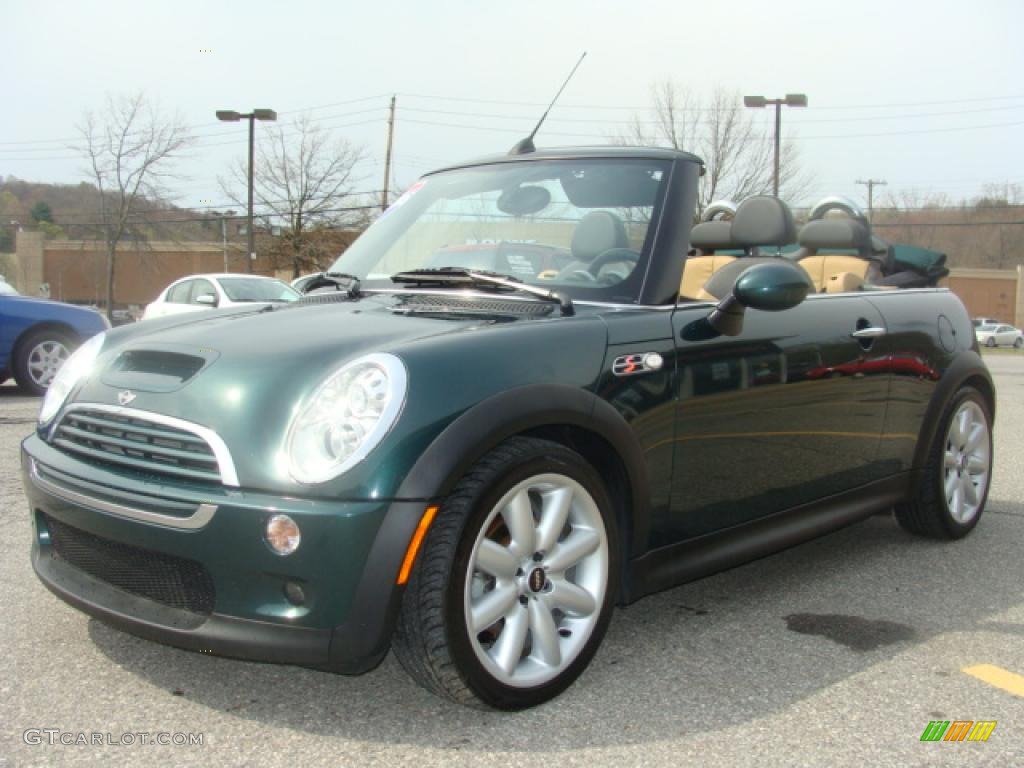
[212,210,237,271]
[743,94,807,198]
[216,108,277,273]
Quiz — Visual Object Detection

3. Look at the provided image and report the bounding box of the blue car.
[0,282,109,395]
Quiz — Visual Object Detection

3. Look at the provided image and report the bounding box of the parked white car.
[975,322,1023,349]
[142,274,300,320]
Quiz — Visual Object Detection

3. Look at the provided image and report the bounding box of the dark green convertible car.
[22,146,994,710]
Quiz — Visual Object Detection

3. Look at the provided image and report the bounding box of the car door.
[997,325,1014,346]
[662,294,891,543]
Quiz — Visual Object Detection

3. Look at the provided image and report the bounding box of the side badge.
[612,352,665,377]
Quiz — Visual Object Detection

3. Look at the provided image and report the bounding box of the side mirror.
[708,261,810,336]
[195,293,218,307]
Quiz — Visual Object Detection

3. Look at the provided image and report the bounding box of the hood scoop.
[100,345,219,393]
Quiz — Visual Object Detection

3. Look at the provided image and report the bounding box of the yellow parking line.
[963,664,1024,698]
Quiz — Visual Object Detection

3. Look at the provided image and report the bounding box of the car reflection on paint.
[806,355,940,381]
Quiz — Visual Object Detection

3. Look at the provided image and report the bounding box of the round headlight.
[38,332,106,426]
[285,353,407,484]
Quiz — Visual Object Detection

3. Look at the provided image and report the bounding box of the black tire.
[985,337,996,348]
[13,328,77,396]
[392,436,619,710]
[895,386,993,539]
[1015,337,1022,349]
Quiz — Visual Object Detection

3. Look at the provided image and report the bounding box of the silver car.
[975,323,1023,348]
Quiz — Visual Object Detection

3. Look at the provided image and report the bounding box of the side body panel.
[863,289,989,471]
[663,295,891,545]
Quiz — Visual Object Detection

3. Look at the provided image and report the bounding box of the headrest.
[731,196,797,247]
[798,219,873,253]
[571,211,628,262]
[689,221,734,252]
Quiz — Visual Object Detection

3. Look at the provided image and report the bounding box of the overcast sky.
[3,0,1023,212]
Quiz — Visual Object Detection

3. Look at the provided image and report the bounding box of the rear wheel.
[1015,337,1022,349]
[895,386,992,539]
[13,329,76,395]
[392,436,618,709]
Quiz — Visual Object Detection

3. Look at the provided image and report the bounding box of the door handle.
[851,327,886,339]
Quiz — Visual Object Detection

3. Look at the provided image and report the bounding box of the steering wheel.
[587,248,640,277]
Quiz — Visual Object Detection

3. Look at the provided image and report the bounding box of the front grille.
[44,514,215,615]
[52,408,222,484]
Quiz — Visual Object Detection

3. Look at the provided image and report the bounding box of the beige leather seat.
[682,196,801,301]
[795,219,882,292]
[680,220,736,300]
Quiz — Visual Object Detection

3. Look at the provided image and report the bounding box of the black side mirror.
[708,261,810,336]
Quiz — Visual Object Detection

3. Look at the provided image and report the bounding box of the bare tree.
[222,114,369,277]
[621,82,812,216]
[75,93,192,319]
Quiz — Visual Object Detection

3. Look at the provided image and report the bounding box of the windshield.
[978,324,998,332]
[331,158,670,303]
[219,277,300,303]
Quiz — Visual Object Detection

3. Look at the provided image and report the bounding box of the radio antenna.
[508,51,587,155]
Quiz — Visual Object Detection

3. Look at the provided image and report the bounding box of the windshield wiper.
[300,271,361,298]
[390,267,574,316]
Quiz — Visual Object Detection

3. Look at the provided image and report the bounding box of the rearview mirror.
[708,261,810,336]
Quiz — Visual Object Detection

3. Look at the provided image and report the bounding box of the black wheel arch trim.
[396,383,652,559]
[912,350,995,472]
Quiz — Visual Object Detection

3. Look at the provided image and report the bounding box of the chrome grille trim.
[50,403,239,487]
[30,458,218,530]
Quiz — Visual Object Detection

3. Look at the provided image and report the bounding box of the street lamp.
[742,93,807,198]
[216,108,277,273]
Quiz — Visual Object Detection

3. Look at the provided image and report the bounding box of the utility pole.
[856,178,887,223]
[221,216,228,272]
[382,96,396,212]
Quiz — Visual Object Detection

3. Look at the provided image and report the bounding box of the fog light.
[266,514,300,555]
[284,581,306,606]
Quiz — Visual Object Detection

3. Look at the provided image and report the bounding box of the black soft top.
[426,145,705,176]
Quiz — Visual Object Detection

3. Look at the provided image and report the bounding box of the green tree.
[30,201,54,224]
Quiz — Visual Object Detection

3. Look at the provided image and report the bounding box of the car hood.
[63,293,608,495]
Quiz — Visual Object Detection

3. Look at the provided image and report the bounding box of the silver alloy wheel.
[943,400,991,524]
[27,340,70,389]
[464,473,609,688]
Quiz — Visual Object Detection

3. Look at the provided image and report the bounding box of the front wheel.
[392,436,618,709]
[1015,337,1022,349]
[895,386,993,539]
[985,337,996,347]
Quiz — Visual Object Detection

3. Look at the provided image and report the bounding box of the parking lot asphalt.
[2,354,1023,767]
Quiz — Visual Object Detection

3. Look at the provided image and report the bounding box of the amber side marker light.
[397,505,440,585]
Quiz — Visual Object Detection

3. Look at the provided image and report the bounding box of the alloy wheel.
[464,473,609,688]
[943,400,991,524]
[27,340,70,389]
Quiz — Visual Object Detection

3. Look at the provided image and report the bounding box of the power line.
[6,90,1024,148]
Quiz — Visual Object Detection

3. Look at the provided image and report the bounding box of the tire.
[895,386,993,539]
[392,436,619,710]
[13,329,77,396]
[985,337,996,348]
[1015,337,1022,349]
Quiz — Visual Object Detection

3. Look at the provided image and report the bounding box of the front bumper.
[22,434,431,674]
